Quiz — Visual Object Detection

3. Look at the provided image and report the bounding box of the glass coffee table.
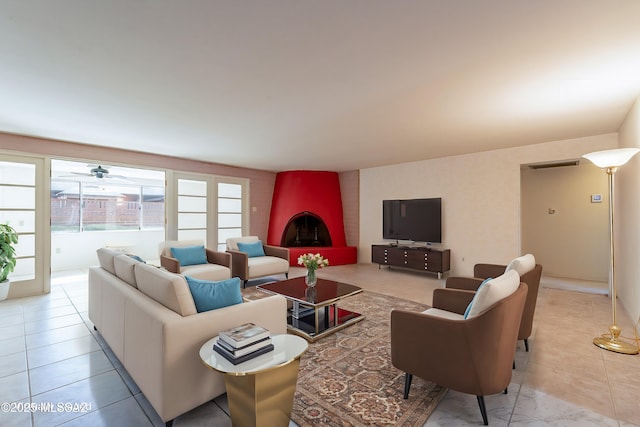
[256,277,364,342]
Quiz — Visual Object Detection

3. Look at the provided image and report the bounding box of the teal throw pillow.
[185,276,243,313]
[463,277,492,319]
[237,240,266,257]
[170,245,207,266]
[126,254,146,263]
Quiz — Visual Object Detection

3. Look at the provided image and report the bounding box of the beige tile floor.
[0,264,638,426]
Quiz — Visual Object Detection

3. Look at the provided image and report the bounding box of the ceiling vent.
[527,160,580,170]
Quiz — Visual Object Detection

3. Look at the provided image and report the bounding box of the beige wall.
[359,133,617,277]
[521,163,608,282]
[618,97,640,330]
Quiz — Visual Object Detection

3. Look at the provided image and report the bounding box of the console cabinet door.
[371,246,389,265]
[425,251,443,273]
[405,250,427,270]
[385,248,404,266]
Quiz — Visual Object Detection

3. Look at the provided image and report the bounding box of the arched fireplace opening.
[281,211,332,247]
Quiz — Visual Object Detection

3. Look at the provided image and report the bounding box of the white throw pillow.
[505,254,536,276]
[465,270,520,319]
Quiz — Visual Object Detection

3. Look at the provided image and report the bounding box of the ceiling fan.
[80,164,131,180]
[90,165,110,178]
[58,164,130,181]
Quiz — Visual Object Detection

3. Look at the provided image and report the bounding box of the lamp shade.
[583,148,640,168]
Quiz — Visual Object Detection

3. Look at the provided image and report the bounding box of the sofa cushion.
[114,254,141,288]
[247,256,290,278]
[171,245,207,267]
[237,240,265,258]
[134,263,197,316]
[185,276,243,312]
[505,254,536,276]
[226,236,259,251]
[96,248,122,275]
[180,263,231,281]
[465,270,520,319]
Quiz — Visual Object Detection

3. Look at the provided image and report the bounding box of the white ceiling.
[2,1,640,172]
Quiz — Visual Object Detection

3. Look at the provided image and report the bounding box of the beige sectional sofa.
[88,248,287,426]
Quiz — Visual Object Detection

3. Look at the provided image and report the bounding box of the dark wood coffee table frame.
[256,277,364,342]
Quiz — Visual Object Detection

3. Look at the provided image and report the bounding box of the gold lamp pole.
[583,147,640,355]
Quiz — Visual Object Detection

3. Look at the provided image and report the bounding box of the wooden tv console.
[371,244,451,279]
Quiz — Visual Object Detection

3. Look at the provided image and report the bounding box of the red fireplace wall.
[267,170,357,265]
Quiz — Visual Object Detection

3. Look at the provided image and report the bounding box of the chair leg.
[243,280,248,288]
[165,420,173,427]
[403,373,413,399]
[513,360,515,370]
[476,396,488,426]
[524,338,529,352]
[285,272,289,279]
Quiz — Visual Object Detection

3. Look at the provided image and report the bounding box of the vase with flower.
[297,253,329,287]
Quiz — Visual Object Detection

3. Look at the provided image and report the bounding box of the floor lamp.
[583,147,640,355]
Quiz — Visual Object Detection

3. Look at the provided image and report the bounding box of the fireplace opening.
[281,212,332,247]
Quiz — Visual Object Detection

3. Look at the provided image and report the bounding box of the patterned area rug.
[242,288,446,426]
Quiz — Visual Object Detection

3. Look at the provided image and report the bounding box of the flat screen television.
[383,198,442,243]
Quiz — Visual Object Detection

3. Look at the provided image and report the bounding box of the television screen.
[383,198,442,243]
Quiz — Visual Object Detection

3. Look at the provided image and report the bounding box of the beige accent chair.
[159,240,231,281]
[391,270,527,426]
[226,236,289,287]
[445,254,542,351]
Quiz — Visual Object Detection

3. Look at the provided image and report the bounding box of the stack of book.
[214,323,274,365]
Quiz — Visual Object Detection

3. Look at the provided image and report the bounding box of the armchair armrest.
[227,249,249,280]
[474,263,506,279]
[445,276,485,291]
[160,255,180,274]
[264,245,289,262]
[432,288,475,314]
[206,249,231,268]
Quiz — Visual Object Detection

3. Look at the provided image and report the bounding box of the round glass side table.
[199,333,308,427]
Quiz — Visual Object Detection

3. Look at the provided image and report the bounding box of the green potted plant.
[0,223,18,301]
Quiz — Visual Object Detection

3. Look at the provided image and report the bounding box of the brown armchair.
[158,240,231,281]
[446,254,542,351]
[391,279,528,426]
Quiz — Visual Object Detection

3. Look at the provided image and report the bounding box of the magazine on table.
[219,323,270,348]
[216,336,273,357]
[213,342,275,365]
